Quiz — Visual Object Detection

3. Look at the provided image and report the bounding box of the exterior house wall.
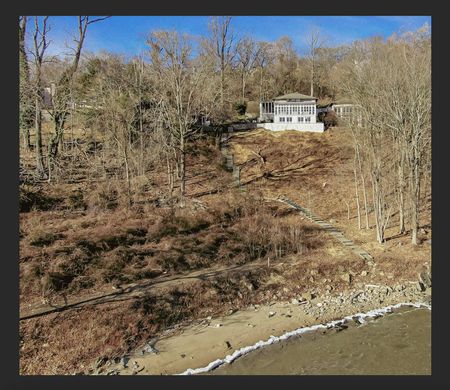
[332,103,362,125]
[259,101,274,122]
[332,103,355,118]
[273,100,317,125]
[258,94,323,132]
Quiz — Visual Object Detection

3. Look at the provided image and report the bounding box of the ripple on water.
[209,307,431,375]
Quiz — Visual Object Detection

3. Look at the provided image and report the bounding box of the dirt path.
[20,192,372,321]
[20,259,272,321]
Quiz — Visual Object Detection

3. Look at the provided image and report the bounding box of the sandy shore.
[95,281,431,376]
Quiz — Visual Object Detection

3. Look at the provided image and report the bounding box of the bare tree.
[30,16,51,177]
[148,30,218,198]
[19,16,34,151]
[342,29,431,245]
[207,16,236,110]
[254,41,273,101]
[235,36,259,102]
[305,27,322,97]
[270,37,299,95]
[48,16,110,170]
[400,30,431,244]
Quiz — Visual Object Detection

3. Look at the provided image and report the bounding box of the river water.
[209,306,431,375]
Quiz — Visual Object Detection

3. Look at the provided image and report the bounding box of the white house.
[331,101,362,126]
[332,102,355,119]
[259,93,324,132]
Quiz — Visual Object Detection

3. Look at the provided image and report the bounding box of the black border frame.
[5,1,448,388]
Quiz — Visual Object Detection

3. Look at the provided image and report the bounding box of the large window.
[279,117,285,122]
[287,117,292,122]
[298,117,304,123]
[305,117,311,123]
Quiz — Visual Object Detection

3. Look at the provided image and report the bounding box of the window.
[279,117,285,122]
[287,117,292,122]
[305,117,311,123]
[298,117,304,123]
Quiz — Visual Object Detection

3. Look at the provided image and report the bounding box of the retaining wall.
[259,122,324,133]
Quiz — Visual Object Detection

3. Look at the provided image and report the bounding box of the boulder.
[415,281,426,292]
[120,357,129,368]
[419,270,432,289]
[94,357,108,369]
[340,273,352,284]
[301,292,314,301]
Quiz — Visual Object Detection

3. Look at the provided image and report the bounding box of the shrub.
[55,247,97,277]
[29,232,63,247]
[68,275,95,292]
[68,189,87,210]
[233,101,247,116]
[156,252,189,272]
[323,111,338,128]
[19,185,61,212]
[30,262,45,278]
[131,289,193,327]
[233,212,306,262]
[101,247,137,283]
[86,185,118,211]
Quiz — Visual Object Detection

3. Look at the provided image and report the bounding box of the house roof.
[273,93,317,101]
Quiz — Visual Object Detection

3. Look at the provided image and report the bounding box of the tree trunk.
[35,95,45,177]
[19,17,32,151]
[353,153,361,229]
[179,135,186,197]
[355,146,369,229]
[220,67,225,108]
[259,67,263,101]
[410,146,421,245]
[241,72,246,102]
[167,156,174,196]
[371,173,384,244]
[398,158,406,234]
[49,111,67,159]
[124,149,132,206]
[22,129,31,151]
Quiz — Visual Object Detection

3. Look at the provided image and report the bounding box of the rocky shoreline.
[86,274,431,376]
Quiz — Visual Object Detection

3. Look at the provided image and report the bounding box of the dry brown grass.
[20,269,272,375]
[230,127,431,265]
[19,126,431,374]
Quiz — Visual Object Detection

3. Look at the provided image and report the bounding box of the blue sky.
[29,16,431,58]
